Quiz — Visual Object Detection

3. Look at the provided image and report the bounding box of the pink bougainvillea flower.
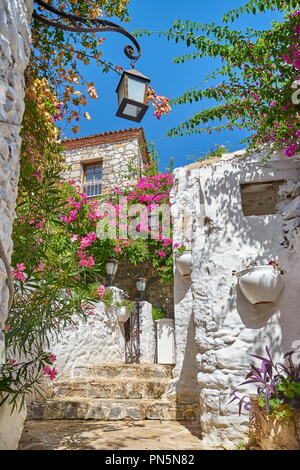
[156,251,166,258]
[70,234,78,242]
[33,172,42,180]
[80,232,97,250]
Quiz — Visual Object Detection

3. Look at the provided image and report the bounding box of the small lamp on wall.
[136,277,147,300]
[105,258,119,286]
[116,69,151,123]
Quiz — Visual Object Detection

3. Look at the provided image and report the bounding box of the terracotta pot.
[116,306,131,323]
[175,250,192,277]
[238,265,284,304]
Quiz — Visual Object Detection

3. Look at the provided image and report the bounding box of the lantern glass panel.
[123,103,143,118]
[136,278,147,293]
[117,76,126,105]
[127,76,146,103]
[106,260,118,276]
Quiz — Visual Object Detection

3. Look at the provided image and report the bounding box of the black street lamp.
[136,277,147,300]
[33,0,150,123]
[116,69,151,122]
[105,258,119,287]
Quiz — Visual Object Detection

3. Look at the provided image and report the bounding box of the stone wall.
[114,263,174,317]
[63,129,148,193]
[171,149,300,449]
[0,0,33,450]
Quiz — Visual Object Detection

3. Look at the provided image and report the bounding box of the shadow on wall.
[198,158,300,356]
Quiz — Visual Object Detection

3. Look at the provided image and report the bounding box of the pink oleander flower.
[42,365,58,380]
[97,284,106,299]
[12,269,27,281]
[70,234,78,242]
[34,261,45,272]
[33,172,42,180]
[78,254,95,267]
[48,354,57,363]
[16,263,26,271]
[114,245,122,253]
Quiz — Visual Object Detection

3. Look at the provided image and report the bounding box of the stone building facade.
[63,127,149,194]
[0,0,33,450]
[171,149,300,449]
[63,128,174,316]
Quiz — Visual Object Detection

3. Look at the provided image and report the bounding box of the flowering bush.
[137,1,300,157]
[146,86,171,119]
[230,346,300,419]
[0,74,175,409]
[58,162,175,282]
[31,1,170,132]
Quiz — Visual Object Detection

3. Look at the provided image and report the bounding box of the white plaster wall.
[172,149,300,448]
[0,0,33,450]
[139,301,156,364]
[169,166,202,403]
[48,288,126,380]
[47,290,156,382]
[0,401,27,450]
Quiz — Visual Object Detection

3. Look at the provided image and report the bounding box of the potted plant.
[232,261,285,304]
[229,346,300,450]
[174,246,192,278]
[115,299,135,323]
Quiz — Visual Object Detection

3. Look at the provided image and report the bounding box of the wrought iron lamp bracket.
[33,0,142,66]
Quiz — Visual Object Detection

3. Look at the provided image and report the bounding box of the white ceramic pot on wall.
[116,306,131,323]
[175,250,192,278]
[238,265,284,305]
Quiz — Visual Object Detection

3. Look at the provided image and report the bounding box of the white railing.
[83,180,102,197]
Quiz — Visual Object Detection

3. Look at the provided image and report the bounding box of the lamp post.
[136,277,147,301]
[33,0,150,123]
[105,258,119,287]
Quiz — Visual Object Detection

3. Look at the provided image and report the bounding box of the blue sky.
[65,1,283,171]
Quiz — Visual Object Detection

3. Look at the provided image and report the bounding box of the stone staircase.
[28,364,199,421]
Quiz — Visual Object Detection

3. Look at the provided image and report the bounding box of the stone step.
[28,398,199,422]
[72,364,173,380]
[53,378,169,400]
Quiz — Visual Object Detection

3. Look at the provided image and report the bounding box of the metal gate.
[124,302,141,364]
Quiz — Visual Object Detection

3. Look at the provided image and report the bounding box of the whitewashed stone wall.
[0,0,33,450]
[64,138,144,193]
[171,149,300,449]
[46,289,156,383]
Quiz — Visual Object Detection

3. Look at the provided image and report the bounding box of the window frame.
[82,161,103,198]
